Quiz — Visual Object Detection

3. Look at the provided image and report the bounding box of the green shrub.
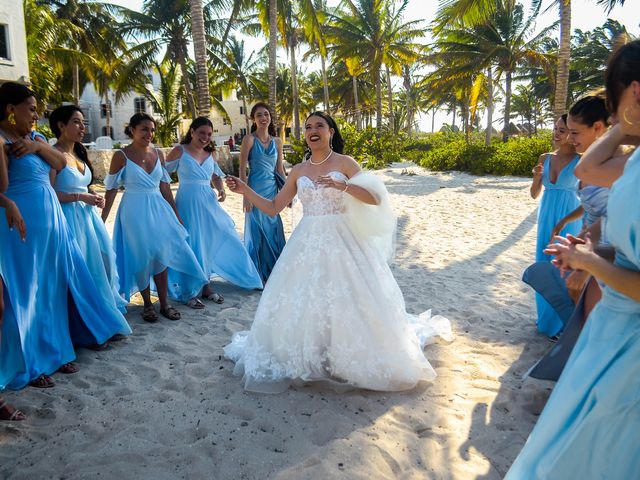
[489,132,553,176]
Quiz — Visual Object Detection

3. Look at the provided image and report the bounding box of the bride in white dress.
[224,112,453,393]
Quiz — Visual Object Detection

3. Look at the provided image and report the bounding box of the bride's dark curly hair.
[305,111,345,154]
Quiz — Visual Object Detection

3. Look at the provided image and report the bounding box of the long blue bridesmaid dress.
[244,136,286,282]
[105,151,208,303]
[166,147,263,295]
[54,163,128,313]
[0,132,131,390]
[506,146,640,479]
[535,154,582,336]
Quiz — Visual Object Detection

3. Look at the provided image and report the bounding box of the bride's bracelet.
[342,181,349,193]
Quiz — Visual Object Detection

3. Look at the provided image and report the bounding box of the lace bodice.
[296,171,348,216]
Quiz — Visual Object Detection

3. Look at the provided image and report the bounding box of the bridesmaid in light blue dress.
[240,102,286,282]
[101,113,208,322]
[166,117,262,301]
[530,115,581,337]
[507,40,640,476]
[49,105,127,314]
[0,83,131,390]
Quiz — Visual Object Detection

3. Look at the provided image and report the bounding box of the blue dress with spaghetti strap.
[166,148,262,294]
[54,164,127,313]
[0,132,131,390]
[105,151,208,303]
[535,154,581,336]
[506,143,640,479]
[244,136,286,282]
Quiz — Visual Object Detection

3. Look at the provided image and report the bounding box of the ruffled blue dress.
[54,163,127,313]
[105,151,208,303]
[166,148,262,293]
[535,154,581,336]
[507,144,640,479]
[0,133,131,390]
[244,136,286,282]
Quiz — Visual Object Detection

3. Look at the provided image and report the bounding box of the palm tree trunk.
[553,0,571,121]
[104,86,111,137]
[485,67,493,146]
[73,62,80,105]
[268,0,278,129]
[385,65,394,132]
[503,70,512,142]
[190,0,211,116]
[452,108,456,130]
[221,0,243,50]
[352,75,361,130]
[375,64,383,129]
[403,65,413,136]
[241,95,250,132]
[290,40,301,139]
[177,46,197,118]
[321,54,330,113]
[431,108,435,133]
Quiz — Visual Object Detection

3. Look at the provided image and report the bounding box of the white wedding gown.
[224,171,453,393]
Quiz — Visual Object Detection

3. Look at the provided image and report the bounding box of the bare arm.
[239,135,253,212]
[275,137,286,177]
[158,151,181,221]
[530,154,546,199]
[226,165,300,217]
[0,142,8,192]
[101,151,125,222]
[550,205,585,242]
[575,124,635,187]
[165,146,182,162]
[212,174,226,202]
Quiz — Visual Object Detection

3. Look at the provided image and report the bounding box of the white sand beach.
[0,163,556,479]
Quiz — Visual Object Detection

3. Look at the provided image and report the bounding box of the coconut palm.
[432,0,553,141]
[189,0,210,116]
[325,0,423,129]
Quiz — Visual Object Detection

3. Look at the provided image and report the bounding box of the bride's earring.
[330,135,333,150]
[622,104,640,126]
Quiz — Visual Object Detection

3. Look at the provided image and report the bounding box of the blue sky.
[103,0,639,132]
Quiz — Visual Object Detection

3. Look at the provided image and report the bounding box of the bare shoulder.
[335,153,361,177]
[539,152,551,163]
[165,146,182,162]
[288,162,305,180]
[109,150,126,172]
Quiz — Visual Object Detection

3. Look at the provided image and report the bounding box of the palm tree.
[268,0,278,126]
[300,0,330,113]
[189,0,210,116]
[433,0,553,141]
[40,0,124,105]
[437,0,627,121]
[326,0,423,129]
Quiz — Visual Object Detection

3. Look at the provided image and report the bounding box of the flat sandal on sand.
[160,306,181,321]
[203,292,224,304]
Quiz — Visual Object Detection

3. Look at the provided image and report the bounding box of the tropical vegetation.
[23,0,632,174]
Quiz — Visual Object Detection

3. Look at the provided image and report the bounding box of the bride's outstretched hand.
[225,176,246,195]
[315,174,347,191]
[544,233,594,274]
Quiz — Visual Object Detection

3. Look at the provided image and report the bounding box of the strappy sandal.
[57,362,79,374]
[0,399,26,421]
[203,292,224,304]
[29,374,55,389]
[141,305,158,323]
[186,298,205,309]
[160,306,181,321]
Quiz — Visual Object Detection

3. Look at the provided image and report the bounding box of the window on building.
[240,128,247,136]
[134,97,146,114]
[0,24,9,61]
[100,103,111,119]
[101,126,113,138]
[223,118,228,125]
[239,106,245,115]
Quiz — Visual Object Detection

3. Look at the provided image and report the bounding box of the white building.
[0,2,30,84]
[79,69,252,146]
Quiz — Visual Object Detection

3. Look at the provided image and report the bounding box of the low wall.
[88,146,237,183]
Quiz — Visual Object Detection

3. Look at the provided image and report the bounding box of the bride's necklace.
[309,149,332,166]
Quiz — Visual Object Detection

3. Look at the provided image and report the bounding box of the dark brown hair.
[568,92,609,128]
[49,104,94,181]
[605,38,640,114]
[250,102,276,137]
[304,111,345,154]
[0,82,35,121]
[124,112,155,138]
[181,116,215,152]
